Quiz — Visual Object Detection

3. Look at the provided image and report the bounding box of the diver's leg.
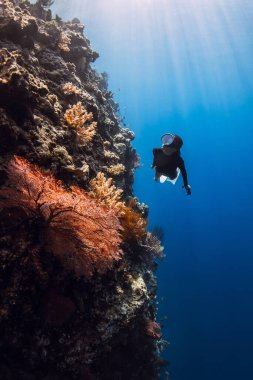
[168,170,177,180]
[155,169,161,182]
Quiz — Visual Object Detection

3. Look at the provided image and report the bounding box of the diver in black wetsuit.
[151,133,191,195]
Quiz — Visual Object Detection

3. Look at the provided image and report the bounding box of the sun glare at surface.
[52,0,253,120]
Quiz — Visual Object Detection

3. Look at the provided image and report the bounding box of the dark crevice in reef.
[0,1,167,379]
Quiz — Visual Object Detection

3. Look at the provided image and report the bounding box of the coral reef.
[0,1,166,379]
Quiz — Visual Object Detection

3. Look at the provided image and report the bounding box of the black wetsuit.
[152,148,188,187]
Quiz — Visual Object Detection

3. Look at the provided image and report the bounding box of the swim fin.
[159,168,181,185]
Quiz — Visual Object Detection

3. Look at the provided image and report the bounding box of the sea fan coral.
[64,102,97,143]
[0,156,122,279]
[145,232,164,259]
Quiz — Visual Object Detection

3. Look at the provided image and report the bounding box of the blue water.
[53,1,253,379]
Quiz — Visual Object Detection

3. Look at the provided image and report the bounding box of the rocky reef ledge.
[0,1,166,379]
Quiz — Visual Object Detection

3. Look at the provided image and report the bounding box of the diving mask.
[161,133,175,146]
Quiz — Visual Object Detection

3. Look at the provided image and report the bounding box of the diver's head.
[161,133,175,146]
[161,133,183,155]
[161,133,177,155]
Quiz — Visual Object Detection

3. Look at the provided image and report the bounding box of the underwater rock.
[0,1,165,379]
[41,289,76,327]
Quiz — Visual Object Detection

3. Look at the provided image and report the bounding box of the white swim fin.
[159,175,168,184]
[159,168,181,185]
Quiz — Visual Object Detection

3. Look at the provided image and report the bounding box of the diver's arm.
[178,157,188,187]
[178,157,191,194]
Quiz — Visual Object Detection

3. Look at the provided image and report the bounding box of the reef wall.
[0,1,166,379]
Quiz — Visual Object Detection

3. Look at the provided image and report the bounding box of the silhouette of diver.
[151,133,191,195]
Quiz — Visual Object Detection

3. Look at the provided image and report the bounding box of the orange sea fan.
[0,156,122,279]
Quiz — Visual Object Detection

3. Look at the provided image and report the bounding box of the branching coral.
[133,153,141,169]
[119,202,147,241]
[58,31,71,52]
[62,82,82,96]
[64,102,93,128]
[89,172,124,210]
[79,121,97,143]
[64,101,97,143]
[104,149,119,161]
[90,174,147,240]
[0,156,122,279]
[106,163,125,176]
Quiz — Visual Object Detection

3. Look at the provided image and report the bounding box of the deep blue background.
[52,1,253,379]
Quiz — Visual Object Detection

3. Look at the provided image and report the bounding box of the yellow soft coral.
[64,102,93,128]
[89,172,124,210]
[58,31,71,52]
[62,82,82,96]
[106,164,125,176]
[118,203,147,241]
[64,102,97,143]
[90,174,147,240]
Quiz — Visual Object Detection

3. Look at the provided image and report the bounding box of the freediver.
[151,133,191,195]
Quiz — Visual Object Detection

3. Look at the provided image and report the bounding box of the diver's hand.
[182,184,191,195]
